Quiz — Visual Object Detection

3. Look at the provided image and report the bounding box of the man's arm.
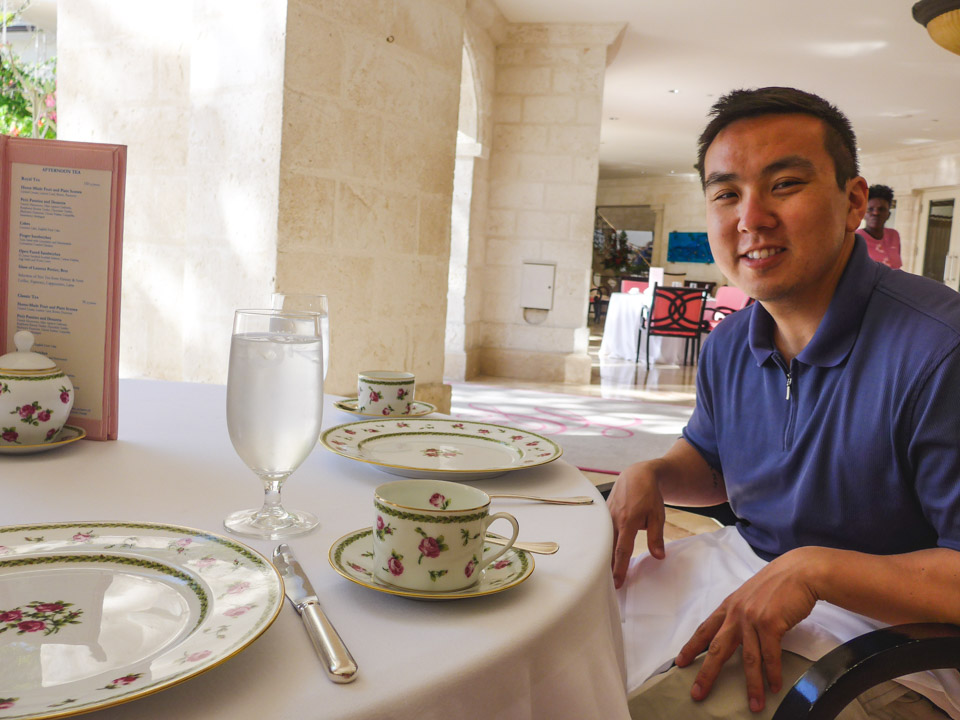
[676,545,960,713]
[607,438,727,588]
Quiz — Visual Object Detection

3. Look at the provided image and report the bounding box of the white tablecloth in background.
[599,292,689,365]
[0,380,629,720]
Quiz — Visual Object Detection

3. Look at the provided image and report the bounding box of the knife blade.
[273,543,358,683]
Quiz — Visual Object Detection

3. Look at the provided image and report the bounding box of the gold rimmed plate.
[328,527,534,600]
[0,425,86,456]
[0,521,283,719]
[320,418,562,481]
[333,397,436,418]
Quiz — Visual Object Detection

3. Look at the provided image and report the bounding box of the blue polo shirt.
[684,237,960,560]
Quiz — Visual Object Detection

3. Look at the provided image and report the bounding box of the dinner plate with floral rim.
[0,521,283,720]
[333,397,437,418]
[319,418,563,481]
[0,425,86,456]
[328,528,534,600]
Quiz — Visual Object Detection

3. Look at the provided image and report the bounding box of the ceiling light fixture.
[668,89,680,94]
[913,0,960,56]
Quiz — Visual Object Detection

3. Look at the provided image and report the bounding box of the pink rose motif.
[224,605,251,618]
[382,407,392,416]
[46,427,58,440]
[369,390,382,403]
[1,429,17,442]
[18,404,35,418]
[0,609,23,622]
[464,559,477,578]
[397,422,409,428]
[176,538,192,547]
[452,423,465,429]
[397,388,407,400]
[60,387,71,403]
[376,516,385,530]
[526,441,540,446]
[113,674,140,686]
[478,429,490,434]
[0,700,16,710]
[387,556,403,576]
[186,650,212,662]
[418,537,441,559]
[72,533,92,543]
[197,556,216,569]
[34,603,65,613]
[511,435,524,440]
[37,410,51,422]
[493,559,511,570]
[18,620,46,633]
[344,429,356,435]
[226,581,251,595]
[429,493,446,508]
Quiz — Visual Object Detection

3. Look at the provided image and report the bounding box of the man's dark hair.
[868,184,894,204]
[696,87,859,191]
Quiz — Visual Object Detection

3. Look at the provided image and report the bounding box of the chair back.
[714,285,750,311]
[620,279,648,294]
[648,287,707,339]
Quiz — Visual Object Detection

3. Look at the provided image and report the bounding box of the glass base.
[223,508,319,540]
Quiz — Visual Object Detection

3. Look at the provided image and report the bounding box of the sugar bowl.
[0,331,74,447]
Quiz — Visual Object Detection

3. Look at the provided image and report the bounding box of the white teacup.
[358,371,415,416]
[372,479,520,592]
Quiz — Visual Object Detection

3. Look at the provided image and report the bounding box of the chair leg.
[646,331,652,369]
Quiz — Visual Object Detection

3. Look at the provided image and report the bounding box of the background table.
[0,380,629,720]
[599,291,692,365]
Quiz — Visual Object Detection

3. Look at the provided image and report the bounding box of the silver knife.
[273,543,358,683]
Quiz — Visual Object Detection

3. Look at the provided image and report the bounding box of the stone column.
[275,0,466,411]
[479,23,624,383]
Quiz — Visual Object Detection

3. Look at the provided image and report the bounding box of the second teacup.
[372,479,519,593]
[357,370,415,416]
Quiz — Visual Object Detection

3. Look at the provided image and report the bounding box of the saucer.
[0,424,86,455]
[334,397,436,417]
[328,527,534,600]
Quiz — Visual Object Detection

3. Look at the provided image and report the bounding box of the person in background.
[609,87,960,719]
[857,184,902,269]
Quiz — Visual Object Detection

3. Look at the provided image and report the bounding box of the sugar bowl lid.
[0,330,57,373]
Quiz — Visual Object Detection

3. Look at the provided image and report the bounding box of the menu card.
[0,135,126,440]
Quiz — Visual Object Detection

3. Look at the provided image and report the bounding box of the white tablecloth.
[599,292,690,365]
[0,380,629,720]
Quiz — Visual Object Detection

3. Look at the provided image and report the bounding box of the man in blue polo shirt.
[608,87,960,719]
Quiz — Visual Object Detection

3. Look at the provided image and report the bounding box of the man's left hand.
[674,547,822,713]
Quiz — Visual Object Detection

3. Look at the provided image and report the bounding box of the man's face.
[864,197,891,234]
[702,114,866,307]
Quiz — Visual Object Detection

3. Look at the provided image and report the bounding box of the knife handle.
[300,601,359,683]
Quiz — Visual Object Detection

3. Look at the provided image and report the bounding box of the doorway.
[917,188,960,289]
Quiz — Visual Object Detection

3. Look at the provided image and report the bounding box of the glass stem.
[258,474,290,520]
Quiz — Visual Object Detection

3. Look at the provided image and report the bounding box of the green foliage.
[1,4,56,139]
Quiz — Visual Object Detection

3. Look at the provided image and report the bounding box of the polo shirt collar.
[748,236,880,367]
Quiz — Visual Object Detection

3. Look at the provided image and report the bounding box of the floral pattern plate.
[328,528,534,600]
[333,397,437,418]
[320,418,562,481]
[0,522,283,720]
[0,425,86,456]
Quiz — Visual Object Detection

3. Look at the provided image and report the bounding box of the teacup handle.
[477,511,520,574]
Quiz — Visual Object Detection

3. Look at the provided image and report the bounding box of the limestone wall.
[57,0,285,383]
[478,22,623,383]
[275,0,466,410]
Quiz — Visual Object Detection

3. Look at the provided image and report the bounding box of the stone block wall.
[57,0,285,383]
[479,22,623,383]
[275,0,466,410]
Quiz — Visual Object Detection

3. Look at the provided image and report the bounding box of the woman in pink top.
[857,184,902,269]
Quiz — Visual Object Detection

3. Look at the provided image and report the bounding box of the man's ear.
[845,176,869,232]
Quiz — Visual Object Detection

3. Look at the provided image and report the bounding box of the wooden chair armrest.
[772,623,960,720]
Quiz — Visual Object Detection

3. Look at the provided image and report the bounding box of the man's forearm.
[653,439,728,507]
[809,546,960,625]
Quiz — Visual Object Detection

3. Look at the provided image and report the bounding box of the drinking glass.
[224,309,323,538]
[271,293,329,381]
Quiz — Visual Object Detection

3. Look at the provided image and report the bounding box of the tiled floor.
[456,322,720,547]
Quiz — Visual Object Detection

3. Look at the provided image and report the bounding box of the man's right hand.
[607,460,667,588]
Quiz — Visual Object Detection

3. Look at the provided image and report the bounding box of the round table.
[0,379,629,720]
